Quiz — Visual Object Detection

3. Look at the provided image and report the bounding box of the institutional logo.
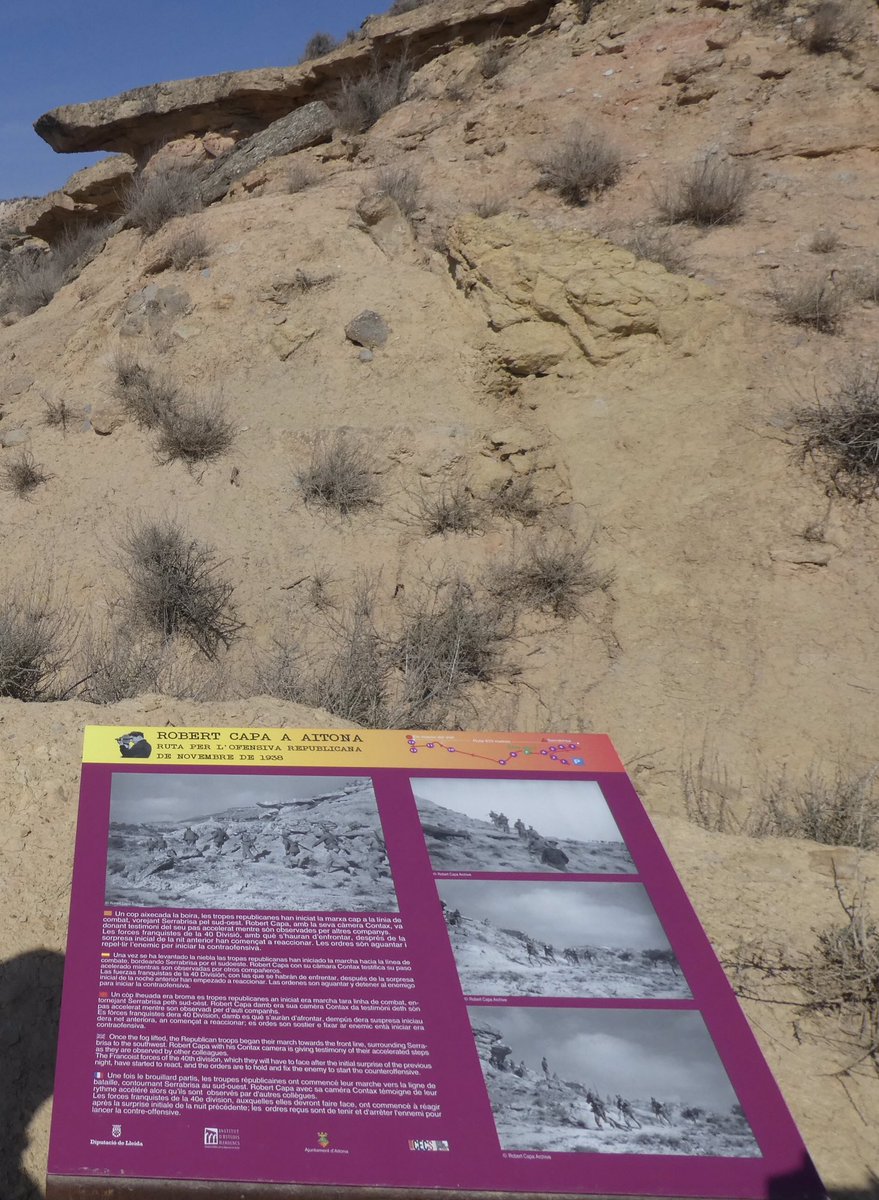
[111,1125,122,1139]
[116,731,152,759]
[317,1132,330,1149]
[204,1128,219,1147]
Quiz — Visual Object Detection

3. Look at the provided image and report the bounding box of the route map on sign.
[46,727,824,1200]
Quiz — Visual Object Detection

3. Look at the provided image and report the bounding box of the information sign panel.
[46,727,825,1200]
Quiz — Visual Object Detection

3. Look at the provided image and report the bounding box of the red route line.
[405,736,581,767]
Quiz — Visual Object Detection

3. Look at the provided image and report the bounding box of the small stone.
[1,429,28,447]
[359,349,374,363]
[345,310,389,350]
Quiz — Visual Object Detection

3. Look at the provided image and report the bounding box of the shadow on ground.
[0,949,65,1200]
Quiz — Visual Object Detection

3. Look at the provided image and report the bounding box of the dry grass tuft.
[374,164,422,217]
[794,365,879,501]
[681,750,744,834]
[797,1,857,53]
[488,476,542,523]
[416,480,483,535]
[123,167,203,236]
[491,538,611,618]
[121,518,241,658]
[657,155,752,227]
[0,583,72,701]
[538,128,623,205]
[112,353,180,429]
[473,190,505,218]
[297,433,380,514]
[77,623,165,704]
[479,37,508,79]
[774,274,847,333]
[0,222,109,316]
[155,395,235,466]
[287,161,319,193]
[300,32,339,62]
[165,224,211,270]
[808,228,840,254]
[622,226,690,274]
[42,396,77,431]
[335,58,411,133]
[0,451,51,498]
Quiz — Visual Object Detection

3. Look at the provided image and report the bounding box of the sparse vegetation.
[537,128,623,205]
[0,584,71,701]
[808,228,840,255]
[375,164,422,217]
[657,155,752,227]
[155,395,235,466]
[774,274,847,333]
[473,190,505,218]
[621,226,689,274]
[797,1,856,54]
[793,365,879,500]
[77,624,164,704]
[0,222,109,316]
[681,749,744,834]
[300,32,339,62]
[0,451,51,498]
[749,0,789,19]
[849,262,879,305]
[123,166,203,236]
[287,161,319,193]
[752,766,879,850]
[479,36,508,80]
[488,476,542,523]
[417,480,483,534]
[112,354,180,429]
[121,518,241,657]
[297,432,380,514]
[387,0,432,13]
[490,538,611,617]
[165,223,211,270]
[42,396,77,431]
[334,58,411,133]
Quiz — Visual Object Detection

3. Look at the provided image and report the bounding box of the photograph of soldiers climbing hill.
[104,773,397,911]
[437,879,689,999]
[412,777,635,874]
[470,1007,759,1158]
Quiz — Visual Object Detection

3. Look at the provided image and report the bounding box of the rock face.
[32,0,558,155]
[12,156,136,241]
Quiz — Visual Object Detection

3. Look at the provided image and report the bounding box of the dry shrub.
[491,538,611,618]
[293,267,335,292]
[335,58,411,133]
[112,353,179,429]
[849,262,879,305]
[681,749,744,834]
[165,224,211,270]
[473,190,505,218]
[77,623,164,704]
[657,155,752,227]
[479,37,508,80]
[416,480,483,535]
[808,228,840,254]
[394,577,509,724]
[300,31,339,62]
[1,222,109,316]
[287,161,318,193]
[42,396,77,431]
[774,274,847,333]
[622,226,689,274]
[794,365,879,501]
[752,766,879,850]
[797,1,857,53]
[488,475,541,523]
[123,167,203,236]
[121,519,241,658]
[538,128,622,205]
[297,432,380,514]
[0,451,51,498]
[155,395,235,466]
[0,583,72,701]
[387,0,432,12]
[750,0,789,18]
[375,164,422,217]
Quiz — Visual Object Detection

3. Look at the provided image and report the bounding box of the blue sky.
[0,0,377,199]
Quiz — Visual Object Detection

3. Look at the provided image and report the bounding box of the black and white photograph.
[469,1006,759,1158]
[104,773,397,911]
[438,880,689,999]
[412,777,635,874]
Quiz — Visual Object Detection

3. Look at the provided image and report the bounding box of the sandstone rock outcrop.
[32,0,557,156]
[13,156,135,241]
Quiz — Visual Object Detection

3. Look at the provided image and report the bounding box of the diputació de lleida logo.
[116,731,152,759]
